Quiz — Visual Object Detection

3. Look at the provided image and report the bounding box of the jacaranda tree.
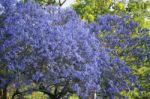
[0,0,138,99]
[90,14,150,98]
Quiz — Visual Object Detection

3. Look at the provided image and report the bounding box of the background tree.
[72,0,150,29]
[126,0,150,28]
[72,0,112,22]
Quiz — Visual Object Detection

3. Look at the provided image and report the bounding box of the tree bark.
[0,89,2,96]
[2,87,7,99]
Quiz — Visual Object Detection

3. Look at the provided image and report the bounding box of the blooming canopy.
[0,0,137,98]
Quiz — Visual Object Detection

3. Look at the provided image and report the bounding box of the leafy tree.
[126,0,150,29]
[72,0,150,29]
[0,0,136,99]
[72,0,113,22]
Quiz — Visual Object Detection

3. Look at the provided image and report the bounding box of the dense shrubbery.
[0,0,149,99]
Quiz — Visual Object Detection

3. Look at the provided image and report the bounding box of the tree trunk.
[2,87,7,99]
[0,89,2,99]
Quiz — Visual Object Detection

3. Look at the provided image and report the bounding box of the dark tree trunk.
[0,89,2,99]
[2,87,7,99]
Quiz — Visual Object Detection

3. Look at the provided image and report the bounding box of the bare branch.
[59,0,67,6]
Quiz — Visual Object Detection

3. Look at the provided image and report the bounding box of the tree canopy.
[0,0,149,99]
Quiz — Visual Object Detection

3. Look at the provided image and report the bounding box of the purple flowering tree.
[90,14,150,98]
[0,0,136,99]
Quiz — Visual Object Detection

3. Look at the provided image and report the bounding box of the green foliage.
[73,0,150,28]
[127,0,150,28]
[72,0,112,22]
[69,94,79,99]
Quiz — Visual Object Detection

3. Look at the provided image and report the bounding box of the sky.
[16,0,75,7]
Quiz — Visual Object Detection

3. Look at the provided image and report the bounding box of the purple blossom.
[129,75,137,83]
[14,82,20,89]
[32,71,43,81]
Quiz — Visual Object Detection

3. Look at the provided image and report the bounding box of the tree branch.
[59,0,67,6]
[57,81,73,98]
